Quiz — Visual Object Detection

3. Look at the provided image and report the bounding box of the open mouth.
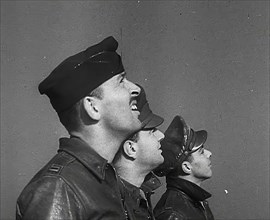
[131,104,138,111]
[130,100,139,112]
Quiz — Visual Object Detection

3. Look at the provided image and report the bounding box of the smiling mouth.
[131,104,138,111]
[130,100,139,112]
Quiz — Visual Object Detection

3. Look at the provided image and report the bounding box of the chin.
[125,121,141,132]
[205,173,212,179]
[132,119,141,130]
[158,157,164,165]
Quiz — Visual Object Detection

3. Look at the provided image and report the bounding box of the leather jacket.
[16,137,126,220]
[154,177,214,220]
[119,172,161,220]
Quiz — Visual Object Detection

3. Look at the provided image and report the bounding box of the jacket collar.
[58,137,109,180]
[141,172,162,194]
[166,177,211,201]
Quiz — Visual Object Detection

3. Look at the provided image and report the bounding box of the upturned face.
[189,146,212,181]
[99,72,141,137]
[136,128,165,170]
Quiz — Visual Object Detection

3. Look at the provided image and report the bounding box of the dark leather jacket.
[119,172,161,220]
[16,137,126,220]
[154,177,214,220]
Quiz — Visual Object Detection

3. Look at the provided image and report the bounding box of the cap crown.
[136,84,164,129]
[38,36,124,113]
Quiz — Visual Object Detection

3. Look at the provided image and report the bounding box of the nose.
[125,80,141,97]
[155,130,165,141]
[205,149,212,158]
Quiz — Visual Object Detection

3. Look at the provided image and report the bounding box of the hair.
[185,153,194,163]
[128,132,139,143]
[58,86,103,132]
[89,86,103,100]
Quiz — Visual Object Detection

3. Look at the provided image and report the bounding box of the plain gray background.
[1,1,269,220]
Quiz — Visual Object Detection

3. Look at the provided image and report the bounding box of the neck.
[71,126,125,163]
[179,175,203,187]
[115,160,149,187]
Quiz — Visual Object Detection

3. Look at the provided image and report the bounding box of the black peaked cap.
[154,115,207,177]
[38,36,124,113]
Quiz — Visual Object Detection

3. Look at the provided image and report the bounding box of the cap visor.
[193,130,207,148]
[143,113,164,129]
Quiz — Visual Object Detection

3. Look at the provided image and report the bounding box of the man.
[16,36,141,220]
[113,85,164,220]
[153,115,214,220]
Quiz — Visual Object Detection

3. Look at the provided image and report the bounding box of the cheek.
[196,160,210,172]
[143,141,156,156]
[149,138,158,149]
[193,160,205,170]
[192,162,201,170]
[103,97,129,113]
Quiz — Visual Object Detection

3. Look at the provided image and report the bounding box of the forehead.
[138,129,150,136]
[190,145,204,155]
[137,129,153,138]
[99,72,125,87]
[111,72,126,81]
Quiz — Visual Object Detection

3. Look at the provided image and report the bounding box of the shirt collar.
[166,177,212,201]
[58,137,108,180]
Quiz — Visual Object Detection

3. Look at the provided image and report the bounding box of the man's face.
[136,128,165,170]
[189,146,212,181]
[99,72,141,137]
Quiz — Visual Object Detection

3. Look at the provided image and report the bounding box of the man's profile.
[16,36,141,220]
[154,115,214,220]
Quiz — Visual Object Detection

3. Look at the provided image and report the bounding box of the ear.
[182,161,192,175]
[82,96,101,121]
[123,140,137,159]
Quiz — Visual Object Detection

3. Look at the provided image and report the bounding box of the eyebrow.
[118,72,126,79]
[199,146,204,152]
[142,127,156,132]
[152,128,157,132]
[149,128,157,134]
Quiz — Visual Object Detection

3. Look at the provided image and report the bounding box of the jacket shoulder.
[16,175,85,220]
[154,189,189,220]
[16,152,87,220]
[155,209,186,220]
